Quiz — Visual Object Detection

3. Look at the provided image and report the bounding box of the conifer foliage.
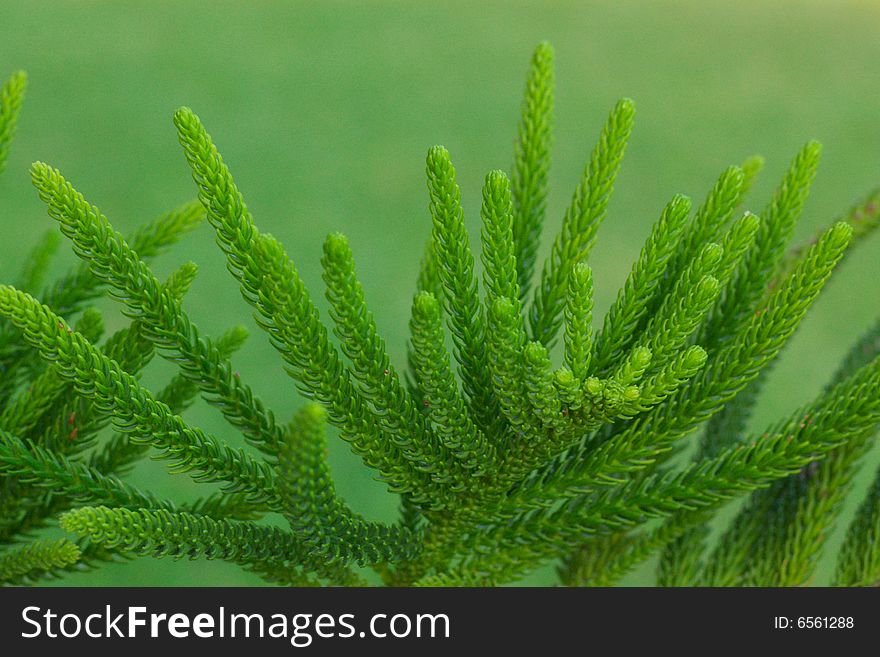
[0,44,879,586]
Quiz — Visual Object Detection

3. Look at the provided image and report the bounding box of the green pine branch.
[0,45,877,588]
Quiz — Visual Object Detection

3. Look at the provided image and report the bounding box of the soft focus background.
[0,0,878,586]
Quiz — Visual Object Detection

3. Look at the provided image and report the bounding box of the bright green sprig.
[592,195,690,370]
[0,200,202,396]
[2,483,258,552]
[38,200,204,322]
[529,98,635,347]
[668,166,743,282]
[0,539,80,586]
[481,169,520,303]
[692,213,761,357]
[582,376,639,426]
[705,141,822,347]
[612,346,652,388]
[407,239,442,397]
[322,233,451,485]
[426,145,498,435]
[628,345,708,413]
[684,214,764,469]
[564,263,594,381]
[626,242,721,370]
[258,230,434,499]
[30,163,283,458]
[511,41,554,299]
[552,368,583,416]
[164,260,199,299]
[712,212,762,289]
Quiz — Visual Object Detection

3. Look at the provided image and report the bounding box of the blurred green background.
[0,0,878,586]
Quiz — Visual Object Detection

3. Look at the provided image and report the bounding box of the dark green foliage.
[0,47,878,587]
